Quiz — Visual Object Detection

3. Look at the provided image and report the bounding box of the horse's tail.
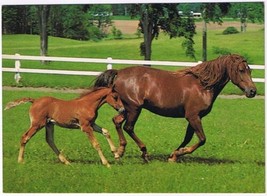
[94,69,118,88]
[4,97,35,110]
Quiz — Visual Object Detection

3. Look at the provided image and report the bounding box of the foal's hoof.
[105,163,111,168]
[114,152,120,160]
[18,159,25,164]
[58,154,71,165]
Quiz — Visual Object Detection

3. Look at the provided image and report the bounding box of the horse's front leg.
[168,123,194,162]
[92,123,119,159]
[81,123,110,167]
[112,113,127,158]
[123,110,149,163]
[169,115,206,162]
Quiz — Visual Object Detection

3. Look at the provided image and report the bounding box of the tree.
[49,5,91,40]
[88,5,113,36]
[130,4,196,62]
[229,2,264,32]
[38,5,50,62]
[201,3,230,61]
[2,5,38,34]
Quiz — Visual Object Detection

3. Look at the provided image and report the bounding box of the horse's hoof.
[168,157,177,162]
[168,153,177,162]
[141,154,150,163]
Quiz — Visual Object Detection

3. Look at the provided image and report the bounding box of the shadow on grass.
[149,154,265,166]
[65,155,265,167]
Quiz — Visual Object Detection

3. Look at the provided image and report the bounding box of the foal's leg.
[92,123,119,159]
[45,123,70,165]
[82,124,110,167]
[169,115,206,162]
[112,113,127,158]
[18,124,43,163]
[123,110,149,162]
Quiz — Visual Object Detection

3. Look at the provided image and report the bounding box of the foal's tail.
[4,97,35,110]
[94,69,118,88]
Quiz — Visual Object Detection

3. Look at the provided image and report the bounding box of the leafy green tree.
[49,5,91,40]
[201,3,230,61]
[130,4,196,62]
[62,5,90,40]
[228,2,264,32]
[88,4,113,36]
[2,5,38,34]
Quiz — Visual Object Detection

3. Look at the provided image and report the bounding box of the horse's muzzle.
[245,87,257,98]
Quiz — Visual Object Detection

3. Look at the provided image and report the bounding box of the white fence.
[2,54,265,83]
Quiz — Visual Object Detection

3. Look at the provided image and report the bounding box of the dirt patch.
[113,20,264,34]
[112,20,139,34]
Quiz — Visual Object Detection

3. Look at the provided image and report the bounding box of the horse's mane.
[179,54,244,89]
[79,87,108,98]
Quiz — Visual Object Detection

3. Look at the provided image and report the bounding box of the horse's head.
[227,55,257,98]
[106,90,125,113]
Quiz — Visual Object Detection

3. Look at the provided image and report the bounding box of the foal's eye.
[239,69,245,73]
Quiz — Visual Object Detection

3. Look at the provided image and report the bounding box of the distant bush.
[111,26,123,39]
[212,46,232,55]
[222,27,239,35]
[88,26,106,41]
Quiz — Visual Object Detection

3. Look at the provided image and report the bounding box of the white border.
[1,0,266,195]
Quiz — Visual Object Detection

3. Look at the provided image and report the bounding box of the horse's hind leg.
[92,123,119,159]
[82,124,110,167]
[45,123,70,165]
[169,116,206,162]
[18,125,41,163]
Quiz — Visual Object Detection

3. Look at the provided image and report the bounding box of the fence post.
[14,53,21,83]
[107,57,112,70]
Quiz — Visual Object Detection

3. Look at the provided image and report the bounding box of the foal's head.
[227,54,257,98]
[106,90,125,113]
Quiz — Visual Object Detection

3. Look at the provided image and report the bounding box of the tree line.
[2,3,263,61]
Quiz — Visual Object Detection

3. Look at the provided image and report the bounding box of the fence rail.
[2,54,265,83]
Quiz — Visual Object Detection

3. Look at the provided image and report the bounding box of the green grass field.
[2,20,265,193]
[2,90,264,193]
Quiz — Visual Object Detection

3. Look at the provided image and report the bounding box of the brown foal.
[5,87,125,167]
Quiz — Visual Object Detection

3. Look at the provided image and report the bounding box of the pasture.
[2,21,265,95]
[2,20,265,193]
[2,90,264,193]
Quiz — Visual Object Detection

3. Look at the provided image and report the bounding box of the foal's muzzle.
[118,107,125,114]
[245,87,257,98]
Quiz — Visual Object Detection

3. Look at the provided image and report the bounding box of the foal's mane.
[79,87,108,98]
[180,54,244,89]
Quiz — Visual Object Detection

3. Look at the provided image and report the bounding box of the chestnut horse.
[93,54,257,162]
[5,87,125,167]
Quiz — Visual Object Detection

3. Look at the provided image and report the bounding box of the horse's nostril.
[248,88,256,98]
